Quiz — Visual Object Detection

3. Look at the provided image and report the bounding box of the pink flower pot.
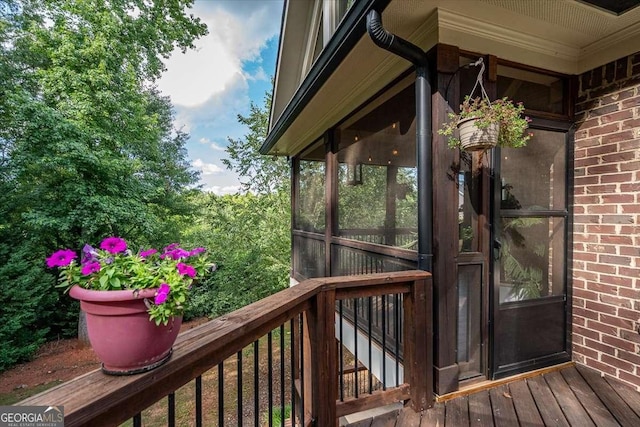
[69,285,182,375]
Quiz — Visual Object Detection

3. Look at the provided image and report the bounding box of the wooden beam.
[336,384,410,418]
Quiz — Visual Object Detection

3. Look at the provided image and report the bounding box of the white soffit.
[439,0,640,74]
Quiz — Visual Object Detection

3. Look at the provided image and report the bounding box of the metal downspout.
[366,10,433,271]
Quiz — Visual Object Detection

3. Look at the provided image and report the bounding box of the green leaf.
[99,275,109,288]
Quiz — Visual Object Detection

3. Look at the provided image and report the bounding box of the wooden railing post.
[403,276,434,411]
[307,288,338,426]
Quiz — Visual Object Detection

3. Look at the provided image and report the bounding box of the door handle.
[493,239,502,261]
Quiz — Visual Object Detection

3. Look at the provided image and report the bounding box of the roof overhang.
[262,0,640,156]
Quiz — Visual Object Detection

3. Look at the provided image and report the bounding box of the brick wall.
[573,52,640,390]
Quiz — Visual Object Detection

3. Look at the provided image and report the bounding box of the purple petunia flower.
[46,249,77,268]
[161,248,190,260]
[163,243,179,252]
[81,261,101,275]
[140,248,157,258]
[154,283,171,305]
[82,244,98,263]
[100,237,127,254]
[158,283,171,294]
[154,292,168,305]
[188,247,206,257]
[177,263,196,278]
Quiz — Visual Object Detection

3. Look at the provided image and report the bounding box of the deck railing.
[20,271,433,426]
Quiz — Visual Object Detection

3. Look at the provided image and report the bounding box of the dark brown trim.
[435,364,459,395]
[496,57,569,78]
[330,236,418,261]
[325,132,337,276]
[292,156,300,275]
[293,229,325,240]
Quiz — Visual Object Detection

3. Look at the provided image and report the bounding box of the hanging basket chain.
[467,57,491,104]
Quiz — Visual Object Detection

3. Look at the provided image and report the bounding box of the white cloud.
[157,1,281,108]
[173,73,249,139]
[210,142,225,151]
[198,137,224,151]
[245,66,268,82]
[193,158,223,175]
[203,184,241,196]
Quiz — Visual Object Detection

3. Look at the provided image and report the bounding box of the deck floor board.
[344,364,640,426]
[526,374,570,427]
[508,379,544,426]
[468,390,493,427]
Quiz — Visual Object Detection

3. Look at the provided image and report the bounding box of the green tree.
[183,191,291,319]
[0,0,206,370]
[223,91,290,194]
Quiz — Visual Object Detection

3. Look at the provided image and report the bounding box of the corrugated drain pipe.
[366,9,433,272]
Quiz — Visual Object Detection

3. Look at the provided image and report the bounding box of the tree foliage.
[0,0,206,371]
[182,191,291,319]
[223,91,290,194]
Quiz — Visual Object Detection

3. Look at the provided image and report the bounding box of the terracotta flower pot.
[69,285,182,375]
[457,117,499,151]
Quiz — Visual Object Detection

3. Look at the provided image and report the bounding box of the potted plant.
[47,237,213,375]
[438,96,532,151]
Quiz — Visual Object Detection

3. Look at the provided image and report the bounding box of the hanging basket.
[457,117,499,152]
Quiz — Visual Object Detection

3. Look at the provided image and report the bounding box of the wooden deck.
[345,364,640,426]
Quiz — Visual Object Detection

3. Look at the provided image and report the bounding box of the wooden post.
[404,276,434,411]
[308,288,338,426]
[432,42,461,395]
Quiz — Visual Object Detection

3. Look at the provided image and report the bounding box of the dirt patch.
[0,339,99,396]
[0,317,210,403]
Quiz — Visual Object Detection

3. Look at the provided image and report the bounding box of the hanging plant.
[438,96,532,151]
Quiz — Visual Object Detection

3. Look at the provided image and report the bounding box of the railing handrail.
[20,270,432,426]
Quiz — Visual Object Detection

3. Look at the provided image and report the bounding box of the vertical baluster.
[254,340,259,427]
[218,363,224,427]
[354,298,359,398]
[300,316,305,427]
[290,318,296,426]
[339,299,344,401]
[395,294,400,386]
[167,392,175,427]
[368,296,373,394]
[237,351,243,426]
[280,324,285,427]
[195,377,202,427]
[400,294,404,348]
[382,294,387,391]
[268,331,273,426]
[133,413,142,427]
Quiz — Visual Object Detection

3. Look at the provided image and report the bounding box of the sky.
[157,0,284,195]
